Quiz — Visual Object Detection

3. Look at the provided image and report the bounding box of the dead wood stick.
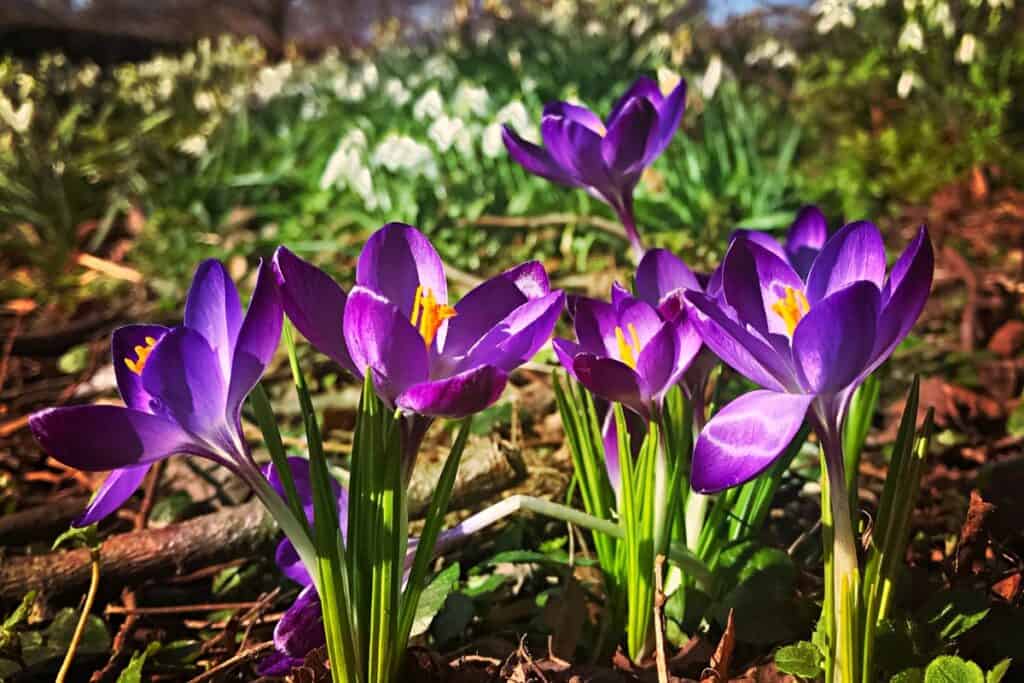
[1,436,525,605]
[0,494,92,545]
[0,499,276,606]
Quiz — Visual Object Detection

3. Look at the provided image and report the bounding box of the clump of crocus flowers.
[28,72,934,683]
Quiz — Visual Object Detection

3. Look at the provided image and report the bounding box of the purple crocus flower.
[552,283,702,421]
[29,259,284,526]
[684,220,934,493]
[258,457,348,676]
[502,76,687,260]
[274,223,564,473]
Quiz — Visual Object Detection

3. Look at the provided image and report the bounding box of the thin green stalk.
[396,418,472,664]
[55,547,100,683]
[250,382,309,538]
[284,325,358,683]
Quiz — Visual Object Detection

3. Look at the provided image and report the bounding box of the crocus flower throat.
[410,284,457,346]
[615,323,642,369]
[124,336,158,375]
[771,286,810,336]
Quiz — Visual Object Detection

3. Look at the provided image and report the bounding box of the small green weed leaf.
[890,669,924,683]
[920,589,990,642]
[986,659,1012,683]
[924,656,984,683]
[116,642,161,683]
[431,593,474,646]
[411,562,460,638]
[57,344,90,374]
[774,641,823,678]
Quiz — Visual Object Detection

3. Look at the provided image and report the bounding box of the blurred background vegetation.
[1,0,1021,310]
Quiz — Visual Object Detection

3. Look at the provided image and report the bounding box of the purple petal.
[729,229,787,261]
[273,585,325,659]
[356,223,448,320]
[541,114,613,197]
[275,538,311,586]
[140,327,230,444]
[601,97,659,179]
[74,465,151,526]
[227,259,283,423]
[607,76,663,126]
[792,281,880,394]
[602,408,647,500]
[721,237,805,338]
[684,291,795,392]
[343,287,429,404]
[444,261,550,358]
[614,296,664,349]
[552,338,583,380]
[570,297,619,357]
[273,246,355,374]
[502,126,578,187]
[691,390,813,493]
[543,101,605,134]
[805,220,886,305]
[257,651,303,677]
[29,405,197,471]
[635,248,701,309]
[610,282,632,308]
[784,206,828,278]
[653,77,687,158]
[457,291,565,373]
[398,365,509,418]
[871,226,934,370]
[111,324,169,412]
[183,259,243,378]
[264,456,348,539]
[572,354,648,418]
[636,317,703,402]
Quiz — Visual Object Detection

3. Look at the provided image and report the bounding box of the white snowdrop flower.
[0,96,33,133]
[508,48,522,70]
[454,83,490,118]
[422,55,455,83]
[178,134,208,157]
[987,0,1011,9]
[929,3,955,37]
[772,49,799,68]
[745,39,780,65]
[898,21,925,51]
[956,33,978,63]
[384,78,411,107]
[495,100,536,142]
[657,66,682,95]
[897,71,918,98]
[584,20,605,36]
[522,77,537,93]
[413,89,444,121]
[428,115,468,152]
[77,64,100,88]
[631,12,652,37]
[372,134,438,180]
[855,0,885,8]
[700,55,723,100]
[474,27,494,47]
[253,62,293,103]
[300,98,324,120]
[194,91,216,112]
[360,63,379,89]
[813,0,856,33]
[482,122,505,158]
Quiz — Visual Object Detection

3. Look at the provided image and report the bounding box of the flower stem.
[615,199,645,263]
[819,420,861,683]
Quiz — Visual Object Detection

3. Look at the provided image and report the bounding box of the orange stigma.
[614,323,642,369]
[771,287,810,336]
[125,336,158,375]
[410,285,457,346]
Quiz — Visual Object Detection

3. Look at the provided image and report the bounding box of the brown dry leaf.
[988,320,1024,358]
[956,490,995,576]
[542,575,586,660]
[992,571,1022,603]
[701,609,735,682]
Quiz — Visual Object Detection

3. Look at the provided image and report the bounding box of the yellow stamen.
[615,323,642,369]
[125,336,158,375]
[409,286,457,347]
[770,287,810,336]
